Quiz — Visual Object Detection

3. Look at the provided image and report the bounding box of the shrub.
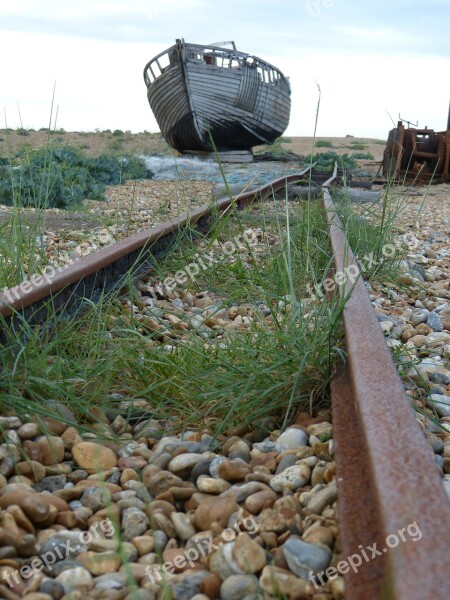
[0,148,154,209]
[112,129,124,136]
[351,152,375,160]
[349,142,365,150]
[16,128,30,137]
[306,151,357,171]
[316,140,333,148]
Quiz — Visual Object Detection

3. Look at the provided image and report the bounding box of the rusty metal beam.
[0,168,313,328]
[324,186,450,599]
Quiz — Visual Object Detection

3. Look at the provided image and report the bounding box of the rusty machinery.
[382,104,450,183]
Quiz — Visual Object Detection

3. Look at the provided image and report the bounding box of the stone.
[227,440,250,462]
[196,475,231,494]
[427,394,450,417]
[14,461,46,482]
[146,471,184,496]
[256,508,291,533]
[61,427,83,449]
[39,533,87,564]
[244,490,278,514]
[209,456,228,478]
[231,533,266,573]
[72,443,117,472]
[275,428,309,452]
[170,512,197,540]
[80,487,112,512]
[275,454,298,474]
[259,565,314,596]
[221,481,269,503]
[429,371,450,386]
[132,535,154,556]
[209,543,243,578]
[121,508,149,541]
[217,461,250,482]
[76,551,121,575]
[269,464,311,492]
[33,475,66,493]
[36,436,65,466]
[39,579,65,599]
[282,537,332,579]
[303,525,334,547]
[55,567,93,591]
[303,480,337,515]
[195,495,239,530]
[427,311,444,332]
[220,574,258,600]
[168,453,208,477]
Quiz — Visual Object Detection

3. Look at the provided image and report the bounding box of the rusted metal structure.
[143,39,291,153]
[383,116,450,183]
[2,168,450,598]
[323,170,450,599]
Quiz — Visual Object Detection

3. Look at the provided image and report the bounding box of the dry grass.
[0,128,386,163]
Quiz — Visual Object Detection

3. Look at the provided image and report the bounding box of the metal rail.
[1,166,450,597]
[323,172,450,599]
[0,168,313,333]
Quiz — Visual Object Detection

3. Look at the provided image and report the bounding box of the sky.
[1,0,449,139]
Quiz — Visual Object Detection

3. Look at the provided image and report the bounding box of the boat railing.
[185,43,289,90]
[143,45,177,86]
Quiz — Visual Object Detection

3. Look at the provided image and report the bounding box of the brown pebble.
[6,505,35,533]
[0,512,23,547]
[194,495,239,530]
[61,427,83,449]
[199,572,222,599]
[14,461,46,482]
[303,525,334,547]
[245,490,278,514]
[217,460,251,482]
[36,436,65,466]
[72,442,118,472]
[22,441,42,463]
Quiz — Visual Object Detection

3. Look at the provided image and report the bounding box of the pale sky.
[1,0,449,139]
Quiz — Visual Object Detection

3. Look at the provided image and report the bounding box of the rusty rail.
[323,174,450,599]
[0,167,314,333]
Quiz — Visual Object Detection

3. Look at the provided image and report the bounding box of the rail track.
[1,164,450,599]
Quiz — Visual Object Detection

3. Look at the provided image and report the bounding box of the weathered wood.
[143,39,291,153]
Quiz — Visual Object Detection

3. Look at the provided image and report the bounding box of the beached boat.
[143,39,291,153]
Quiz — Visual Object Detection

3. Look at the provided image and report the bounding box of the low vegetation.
[0,147,153,209]
[315,140,333,148]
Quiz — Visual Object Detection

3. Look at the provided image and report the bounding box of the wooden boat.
[143,39,291,153]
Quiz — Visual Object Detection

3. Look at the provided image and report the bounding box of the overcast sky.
[1,0,449,138]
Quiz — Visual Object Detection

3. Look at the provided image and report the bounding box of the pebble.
[275,427,309,451]
[427,394,450,417]
[282,536,332,579]
[194,495,239,530]
[72,443,118,471]
[121,507,149,541]
[259,565,314,596]
[269,464,311,492]
[55,567,93,591]
[220,574,258,600]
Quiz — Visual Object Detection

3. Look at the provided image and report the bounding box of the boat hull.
[144,41,291,152]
